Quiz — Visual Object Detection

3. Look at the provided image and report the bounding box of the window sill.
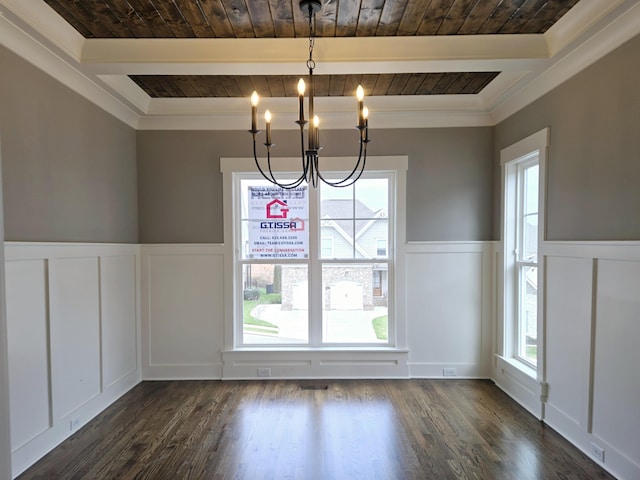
[495,354,538,381]
[224,346,409,354]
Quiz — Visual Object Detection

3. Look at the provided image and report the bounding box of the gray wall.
[0,47,138,243]
[137,127,494,243]
[494,33,640,241]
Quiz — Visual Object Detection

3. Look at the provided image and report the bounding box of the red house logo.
[266,199,289,219]
[289,217,305,231]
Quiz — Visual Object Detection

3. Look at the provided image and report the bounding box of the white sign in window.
[247,185,309,259]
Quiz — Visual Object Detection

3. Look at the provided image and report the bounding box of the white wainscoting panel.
[592,258,640,479]
[538,242,640,480]
[101,255,138,389]
[141,245,225,379]
[5,260,50,451]
[4,243,141,478]
[49,257,102,420]
[544,256,593,433]
[405,242,494,378]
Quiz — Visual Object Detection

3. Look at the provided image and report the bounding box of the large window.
[501,129,547,372]
[235,174,394,347]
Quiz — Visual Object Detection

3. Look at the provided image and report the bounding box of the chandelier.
[249,0,370,189]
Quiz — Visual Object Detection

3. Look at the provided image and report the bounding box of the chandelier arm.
[266,152,295,189]
[310,153,319,188]
[252,135,305,190]
[316,137,368,188]
[268,153,307,189]
[252,135,277,183]
[305,153,312,186]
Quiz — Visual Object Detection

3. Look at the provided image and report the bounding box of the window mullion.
[515,260,538,268]
[308,184,322,346]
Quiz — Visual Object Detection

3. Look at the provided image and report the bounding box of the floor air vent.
[300,384,329,390]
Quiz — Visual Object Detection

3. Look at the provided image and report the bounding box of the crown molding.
[97,75,151,114]
[0,0,83,60]
[544,0,627,56]
[137,95,493,130]
[0,9,141,128]
[137,110,494,131]
[489,0,640,124]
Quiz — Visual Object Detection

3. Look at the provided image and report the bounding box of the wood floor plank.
[18,380,615,480]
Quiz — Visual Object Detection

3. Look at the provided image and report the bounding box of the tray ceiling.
[43,0,576,98]
[0,0,637,129]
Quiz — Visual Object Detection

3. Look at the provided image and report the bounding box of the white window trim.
[500,128,548,381]
[221,156,408,351]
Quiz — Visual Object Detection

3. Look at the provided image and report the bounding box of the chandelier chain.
[307,6,315,71]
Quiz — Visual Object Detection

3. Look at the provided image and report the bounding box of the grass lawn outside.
[526,345,537,363]
[243,299,279,334]
[372,315,388,340]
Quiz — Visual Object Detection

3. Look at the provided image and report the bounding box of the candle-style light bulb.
[313,115,320,149]
[356,85,365,128]
[265,109,272,145]
[250,91,259,131]
[297,78,305,123]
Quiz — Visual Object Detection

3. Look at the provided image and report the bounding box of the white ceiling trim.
[138,95,494,130]
[0,7,140,128]
[490,0,640,124]
[0,0,83,60]
[80,35,549,72]
[83,57,548,76]
[0,0,638,131]
[544,0,627,56]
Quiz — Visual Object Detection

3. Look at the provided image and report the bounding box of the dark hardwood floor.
[18,380,614,480]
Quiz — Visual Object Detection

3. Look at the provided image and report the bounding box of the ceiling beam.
[80,35,549,76]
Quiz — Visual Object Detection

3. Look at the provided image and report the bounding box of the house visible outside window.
[501,128,547,372]
[235,174,395,346]
[320,237,334,258]
[372,270,382,297]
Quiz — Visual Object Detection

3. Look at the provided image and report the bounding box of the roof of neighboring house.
[321,199,385,239]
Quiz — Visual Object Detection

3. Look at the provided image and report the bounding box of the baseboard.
[143,363,224,380]
[408,362,488,379]
[545,404,640,480]
[11,370,140,478]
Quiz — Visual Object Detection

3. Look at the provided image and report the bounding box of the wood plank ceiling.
[43,0,581,98]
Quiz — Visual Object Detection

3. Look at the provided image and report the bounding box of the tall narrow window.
[516,162,539,365]
[501,128,547,372]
